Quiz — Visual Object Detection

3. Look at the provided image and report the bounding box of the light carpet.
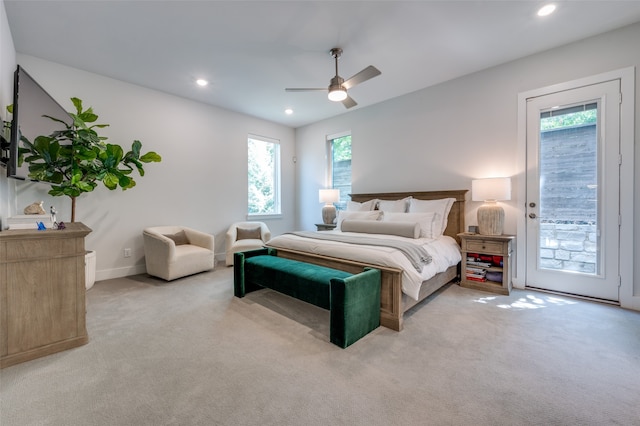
[1,265,639,425]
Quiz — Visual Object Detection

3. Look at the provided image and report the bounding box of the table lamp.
[472,177,511,235]
[319,189,340,224]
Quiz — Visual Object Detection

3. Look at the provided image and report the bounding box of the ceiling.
[5,1,640,128]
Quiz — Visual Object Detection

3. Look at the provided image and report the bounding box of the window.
[327,132,351,211]
[248,135,280,216]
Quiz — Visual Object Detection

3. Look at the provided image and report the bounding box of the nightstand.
[315,223,337,231]
[458,233,515,295]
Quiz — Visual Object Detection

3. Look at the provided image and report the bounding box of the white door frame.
[516,67,636,309]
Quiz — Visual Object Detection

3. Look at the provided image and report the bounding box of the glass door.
[525,80,620,301]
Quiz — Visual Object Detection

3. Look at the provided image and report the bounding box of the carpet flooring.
[1,265,639,425]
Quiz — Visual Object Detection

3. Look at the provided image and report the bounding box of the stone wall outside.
[538,123,598,274]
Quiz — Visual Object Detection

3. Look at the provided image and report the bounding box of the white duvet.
[266,231,461,301]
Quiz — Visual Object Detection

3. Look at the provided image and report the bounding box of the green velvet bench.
[234,248,381,348]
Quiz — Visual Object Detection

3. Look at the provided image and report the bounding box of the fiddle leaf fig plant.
[14,97,161,222]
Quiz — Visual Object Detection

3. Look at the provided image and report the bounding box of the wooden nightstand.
[458,233,515,295]
[315,223,337,231]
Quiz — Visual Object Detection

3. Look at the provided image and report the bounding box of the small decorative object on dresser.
[23,201,46,215]
[458,233,515,295]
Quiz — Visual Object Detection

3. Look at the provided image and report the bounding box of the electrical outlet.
[124,248,131,258]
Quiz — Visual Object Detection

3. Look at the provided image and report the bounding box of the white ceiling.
[5,1,640,128]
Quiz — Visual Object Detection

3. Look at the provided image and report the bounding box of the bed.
[266,190,468,331]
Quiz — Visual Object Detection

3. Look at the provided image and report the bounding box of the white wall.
[295,23,639,309]
[3,54,296,280]
[0,0,16,226]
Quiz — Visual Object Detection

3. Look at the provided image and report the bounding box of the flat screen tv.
[4,65,72,179]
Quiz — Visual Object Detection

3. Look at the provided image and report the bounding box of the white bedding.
[266,231,461,301]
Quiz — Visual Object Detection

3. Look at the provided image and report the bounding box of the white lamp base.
[477,202,504,235]
[322,204,337,225]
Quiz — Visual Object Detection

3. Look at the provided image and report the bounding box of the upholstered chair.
[225,221,271,266]
[143,226,215,281]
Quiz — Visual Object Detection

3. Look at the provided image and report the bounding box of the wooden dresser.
[1,222,91,368]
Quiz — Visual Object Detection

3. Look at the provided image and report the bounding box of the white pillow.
[383,212,437,238]
[377,197,411,213]
[336,210,383,230]
[347,199,377,211]
[341,220,421,239]
[408,198,455,236]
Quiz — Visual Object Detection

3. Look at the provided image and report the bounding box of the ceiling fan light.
[328,87,347,102]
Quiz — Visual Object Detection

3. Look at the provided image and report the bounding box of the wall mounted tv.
[4,65,73,180]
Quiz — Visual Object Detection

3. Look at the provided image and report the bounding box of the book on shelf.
[466,266,486,274]
[467,260,492,268]
[466,276,487,282]
[466,273,487,279]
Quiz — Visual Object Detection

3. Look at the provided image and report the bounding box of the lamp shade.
[472,177,511,202]
[319,189,340,204]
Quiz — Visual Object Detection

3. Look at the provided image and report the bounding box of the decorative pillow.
[376,197,411,213]
[408,198,456,236]
[236,226,262,241]
[341,219,420,239]
[336,210,383,230]
[382,212,437,238]
[347,199,377,211]
[163,230,189,245]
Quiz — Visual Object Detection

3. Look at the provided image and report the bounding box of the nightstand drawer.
[466,240,504,254]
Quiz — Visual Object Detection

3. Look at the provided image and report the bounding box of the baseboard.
[525,285,620,306]
[96,264,147,282]
[94,255,226,282]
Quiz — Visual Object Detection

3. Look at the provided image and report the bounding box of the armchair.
[225,221,271,266]
[143,225,215,281]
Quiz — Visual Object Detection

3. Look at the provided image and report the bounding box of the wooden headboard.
[350,190,468,245]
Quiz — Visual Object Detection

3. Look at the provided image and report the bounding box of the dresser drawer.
[466,240,504,254]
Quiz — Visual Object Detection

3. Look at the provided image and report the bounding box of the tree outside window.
[248,135,280,215]
[328,134,351,211]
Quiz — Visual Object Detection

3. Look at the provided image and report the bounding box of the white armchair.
[143,225,215,281]
[225,221,271,266]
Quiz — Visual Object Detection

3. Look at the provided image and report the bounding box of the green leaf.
[140,152,162,163]
[76,181,95,192]
[71,170,83,184]
[49,171,64,184]
[71,97,83,113]
[75,146,97,161]
[62,186,81,198]
[79,109,98,123]
[102,144,124,168]
[48,186,65,196]
[103,172,120,190]
[131,140,142,158]
[6,104,13,114]
[119,175,132,189]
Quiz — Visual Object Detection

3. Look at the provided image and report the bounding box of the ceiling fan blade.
[343,65,381,90]
[342,95,357,109]
[285,88,326,92]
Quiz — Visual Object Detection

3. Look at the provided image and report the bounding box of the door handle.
[529,213,537,219]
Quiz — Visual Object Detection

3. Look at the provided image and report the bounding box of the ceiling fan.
[285,48,381,109]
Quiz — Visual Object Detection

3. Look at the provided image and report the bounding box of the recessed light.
[537,4,556,17]
[284,108,293,115]
[195,79,208,87]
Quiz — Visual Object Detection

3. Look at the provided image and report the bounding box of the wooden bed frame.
[269,189,468,331]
